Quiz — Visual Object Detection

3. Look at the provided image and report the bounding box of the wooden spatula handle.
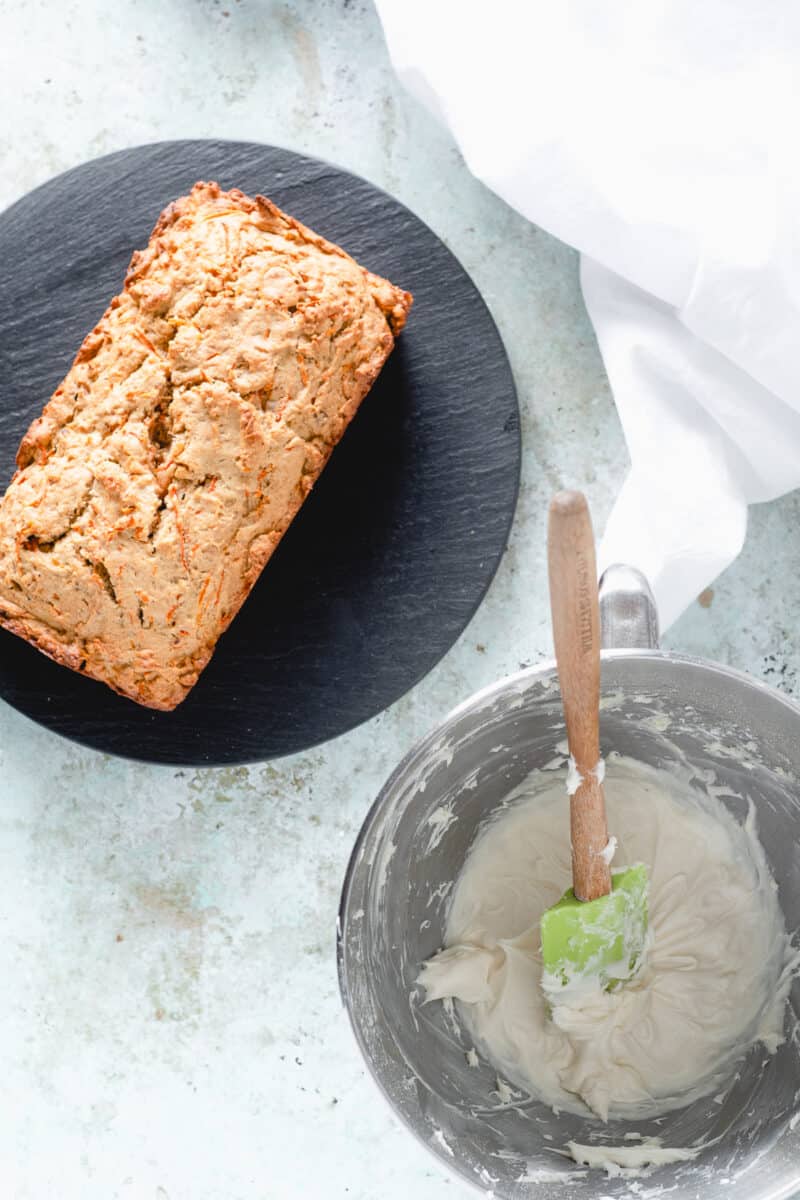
[547,491,612,902]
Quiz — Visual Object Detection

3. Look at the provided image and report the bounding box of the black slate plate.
[0,140,520,765]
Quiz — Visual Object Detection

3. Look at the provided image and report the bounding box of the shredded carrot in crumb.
[199,209,242,221]
[166,603,178,623]
[134,330,162,357]
[169,487,189,571]
[196,578,210,612]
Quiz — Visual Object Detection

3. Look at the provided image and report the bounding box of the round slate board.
[0,140,520,765]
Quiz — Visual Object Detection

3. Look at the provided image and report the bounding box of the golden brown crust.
[0,182,412,709]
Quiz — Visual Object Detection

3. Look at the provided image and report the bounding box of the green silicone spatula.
[540,491,649,1001]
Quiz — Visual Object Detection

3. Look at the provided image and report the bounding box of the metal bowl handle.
[598,564,660,650]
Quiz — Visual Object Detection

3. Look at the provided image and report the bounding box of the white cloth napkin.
[375,0,800,628]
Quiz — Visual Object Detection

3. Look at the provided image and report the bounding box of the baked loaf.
[0,182,412,709]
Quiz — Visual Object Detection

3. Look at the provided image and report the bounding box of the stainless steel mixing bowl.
[338,567,800,1198]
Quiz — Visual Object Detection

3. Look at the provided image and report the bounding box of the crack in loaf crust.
[0,182,412,709]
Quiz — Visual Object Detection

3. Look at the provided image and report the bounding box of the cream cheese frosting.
[566,1138,699,1176]
[418,755,796,1121]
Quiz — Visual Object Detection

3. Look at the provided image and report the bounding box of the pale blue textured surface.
[1,2,799,1197]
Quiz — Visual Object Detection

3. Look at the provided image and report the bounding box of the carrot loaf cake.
[0,182,412,709]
